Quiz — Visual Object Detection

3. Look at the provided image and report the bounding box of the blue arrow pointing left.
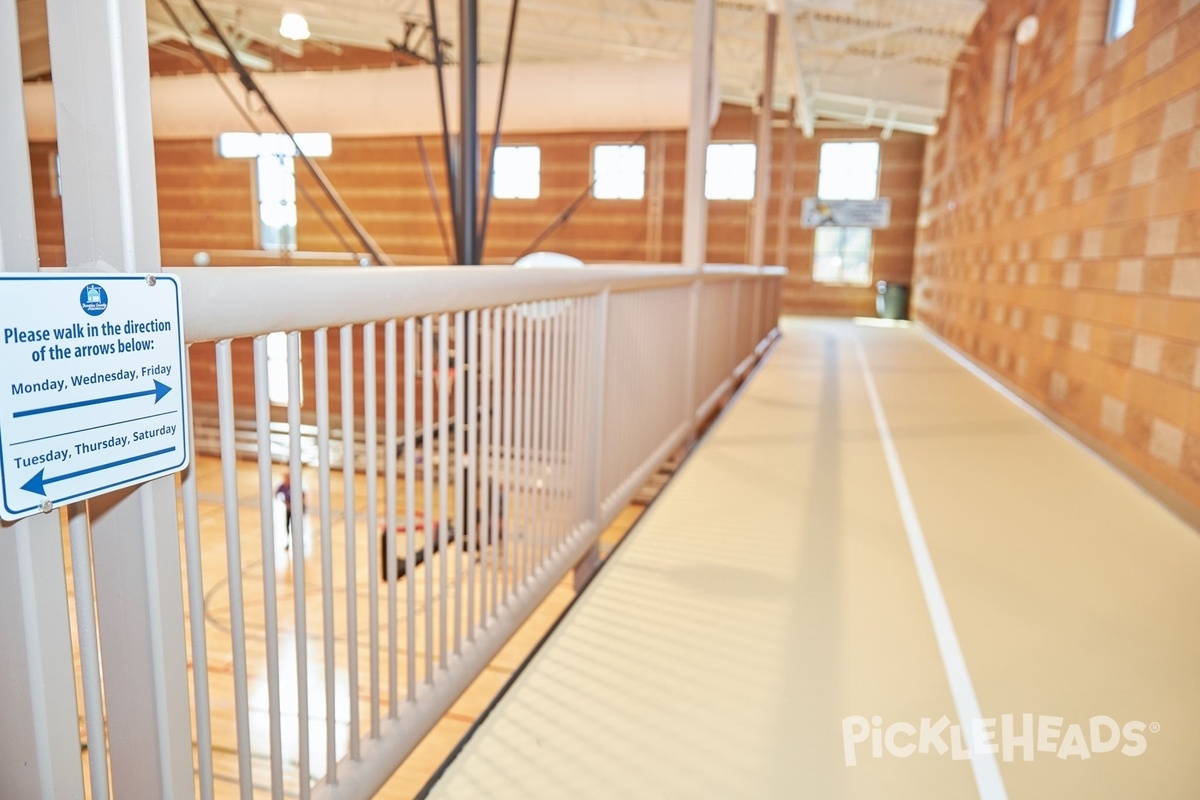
[15,380,172,418]
[21,446,176,496]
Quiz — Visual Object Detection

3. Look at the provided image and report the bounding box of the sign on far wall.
[801,198,892,229]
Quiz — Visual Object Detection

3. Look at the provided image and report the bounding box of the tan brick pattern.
[914,0,1200,511]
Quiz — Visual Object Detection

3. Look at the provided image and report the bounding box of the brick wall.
[913,0,1200,515]
[28,105,922,317]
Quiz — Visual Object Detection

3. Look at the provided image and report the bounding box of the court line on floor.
[853,336,1008,800]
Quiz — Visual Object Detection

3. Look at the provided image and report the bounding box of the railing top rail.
[703,263,788,276]
[164,263,783,343]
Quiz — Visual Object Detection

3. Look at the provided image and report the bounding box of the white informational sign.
[0,274,189,521]
[801,198,892,229]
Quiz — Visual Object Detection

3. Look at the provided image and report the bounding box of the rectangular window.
[50,151,62,198]
[265,331,296,407]
[256,155,298,252]
[1106,0,1136,41]
[492,145,541,199]
[817,141,880,200]
[813,142,881,286]
[705,143,756,200]
[218,132,331,251]
[813,228,873,286]
[592,144,646,200]
[217,132,331,159]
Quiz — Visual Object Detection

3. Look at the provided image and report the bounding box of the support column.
[0,2,85,797]
[681,0,716,445]
[576,290,610,591]
[775,96,798,267]
[45,0,194,796]
[645,132,666,262]
[681,0,716,271]
[750,12,778,267]
[457,0,480,266]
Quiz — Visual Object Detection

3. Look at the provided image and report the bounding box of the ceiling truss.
[16,0,983,135]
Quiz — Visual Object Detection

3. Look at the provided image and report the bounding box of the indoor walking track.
[422,317,1200,800]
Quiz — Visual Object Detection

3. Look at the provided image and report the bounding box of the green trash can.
[876,281,910,320]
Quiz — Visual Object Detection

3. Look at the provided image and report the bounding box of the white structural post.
[681,0,716,437]
[575,291,610,591]
[0,2,85,798]
[44,0,195,797]
[750,12,778,267]
[681,0,716,271]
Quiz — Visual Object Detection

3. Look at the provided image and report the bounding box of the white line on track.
[853,336,1008,800]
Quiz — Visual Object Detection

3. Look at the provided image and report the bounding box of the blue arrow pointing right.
[15,380,172,418]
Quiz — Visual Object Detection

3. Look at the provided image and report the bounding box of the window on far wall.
[592,144,646,200]
[705,143,756,200]
[217,132,332,252]
[492,145,541,199]
[812,141,881,286]
[265,331,299,407]
[1106,0,1136,41]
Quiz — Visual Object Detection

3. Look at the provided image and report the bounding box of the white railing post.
[0,1,84,796]
[682,0,716,272]
[45,0,194,796]
[575,290,610,589]
[730,279,742,374]
[680,0,713,428]
[752,274,764,354]
[749,12,778,268]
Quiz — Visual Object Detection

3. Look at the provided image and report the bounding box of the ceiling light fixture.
[279,12,310,41]
[1015,15,1040,45]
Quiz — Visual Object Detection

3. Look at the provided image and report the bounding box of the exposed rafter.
[15,0,984,136]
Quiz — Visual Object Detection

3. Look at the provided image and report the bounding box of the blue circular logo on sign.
[80,284,108,316]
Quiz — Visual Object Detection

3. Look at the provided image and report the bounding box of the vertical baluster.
[437,313,450,668]
[339,325,360,758]
[503,307,516,603]
[179,353,214,799]
[465,310,478,642]
[490,308,504,616]
[552,303,569,549]
[362,323,379,739]
[479,309,492,627]
[286,332,311,800]
[67,504,110,800]
[530,312,545,572]
[216,340,252,797]
[252,337,285,798]
[384,321,399,718]
[314,329,338,783]
[544,309,560,557]
[520,310,534,584]
[422,317,435,683]
[404,318,418,702]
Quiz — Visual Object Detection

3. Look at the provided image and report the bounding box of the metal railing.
[79,263,781,799]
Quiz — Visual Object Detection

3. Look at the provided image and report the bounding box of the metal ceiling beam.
[776,0,812,136]
[493,26,685,60]
[147,18,274,69]
[793,0,983,15]
[812,89,943,117]
[477,0,743,40]
[820,16,957,50]
[814,106,936,135]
